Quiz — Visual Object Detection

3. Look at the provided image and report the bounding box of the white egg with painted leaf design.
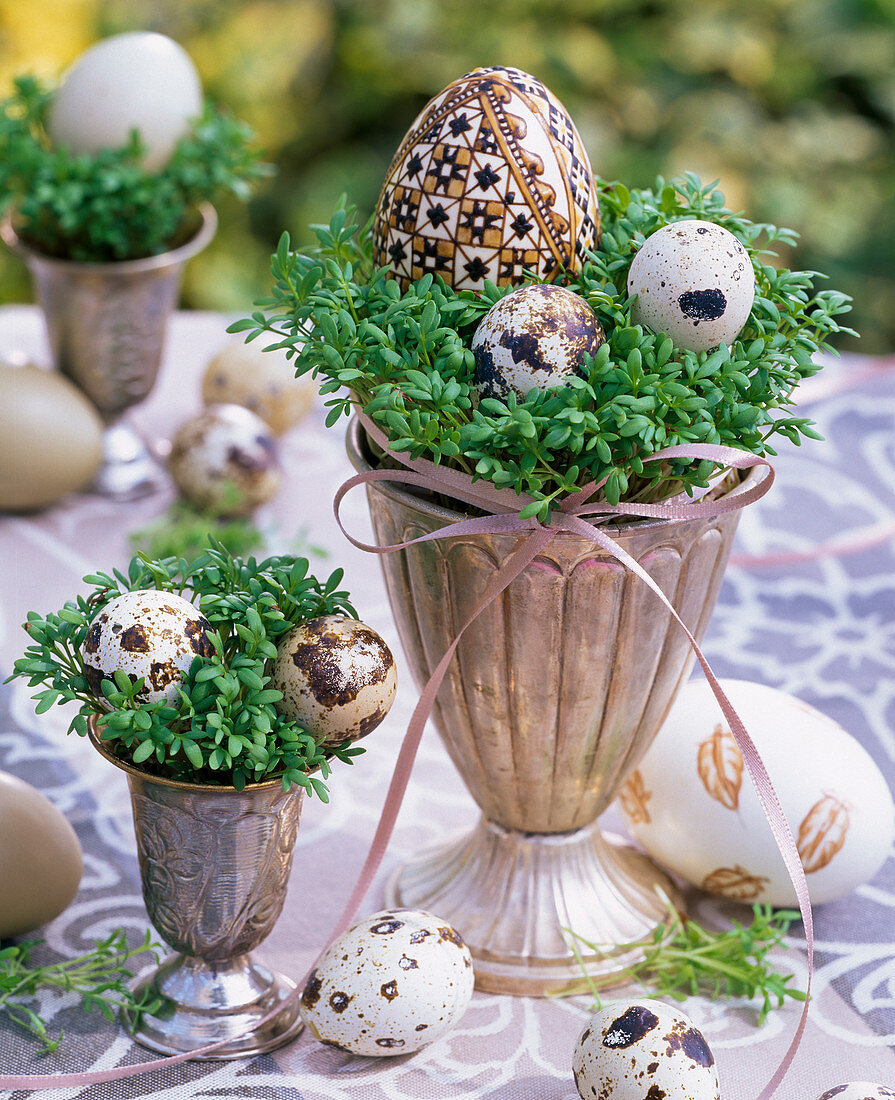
[300,907,474,1056]
[617,679,894,906]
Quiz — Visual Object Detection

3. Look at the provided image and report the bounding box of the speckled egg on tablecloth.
[573,999,720,1100]
[270,615,396,748]
[372,66,599,291]
[300,908,475,1056]
[81,588,214,705]
[472,283,604,401]
[168,403,281,517]
[627,219,754,352]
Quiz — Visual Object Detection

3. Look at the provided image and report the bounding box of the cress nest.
[234,173,854,520]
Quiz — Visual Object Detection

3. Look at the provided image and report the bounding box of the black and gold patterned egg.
[372,66,600,291]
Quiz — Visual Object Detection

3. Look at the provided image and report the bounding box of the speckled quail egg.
[168,403,281,517]
[270,615,396,748]
[627,220,755,352]
[81,588,214,706]
[47,32,203,171]
[201,343,315,435]
[472,284,604,402]
[573,999,720,1100]
[817,1086,895,1100]
[300,908,475,1056]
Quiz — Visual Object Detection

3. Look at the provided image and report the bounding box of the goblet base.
[122,951,303,1058]
[385,817,682,996]
[91,421,164,500]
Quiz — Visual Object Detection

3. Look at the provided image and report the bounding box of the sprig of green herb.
[566,902,806,1026]
[232,175,853,518]
[7,543,362,796]
[129,498,265,562]
[0,929,161,1053]
[0,74,270,261]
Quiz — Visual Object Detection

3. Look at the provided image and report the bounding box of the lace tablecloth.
[1,306,893,1097]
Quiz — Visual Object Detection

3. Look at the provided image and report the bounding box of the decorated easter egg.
[201,343,315,435]
[472,283,604,401]
[816,1086,895,1100]
[48,32,203,171]
[270,616,396,748]
[618,679,895,906]
[627,220,755,352]
[0,771,83,938]
[573,999,720,1100]
[372,66,600,291]
[168,404,281,517]
[81,588,214,706]
[300,908,474,1056]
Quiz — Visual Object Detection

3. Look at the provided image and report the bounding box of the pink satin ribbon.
[0,418,813,1094]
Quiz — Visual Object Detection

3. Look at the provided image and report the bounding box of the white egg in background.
[271,615,396,748]
[472,284,604,402]
[627,220,755,352]
[48,32,202,171]
[300,908,475,1056]
[573,998,720,1100]
[618,679,895,906]
[201,343,315,436]
[816,1086,895,1100]
[81,588,214,706]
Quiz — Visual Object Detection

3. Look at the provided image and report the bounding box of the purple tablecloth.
[1,306,893,1097]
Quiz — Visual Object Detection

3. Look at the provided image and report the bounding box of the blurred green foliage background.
[0,0,891,352]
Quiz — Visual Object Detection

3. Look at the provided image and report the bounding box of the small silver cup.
[2,205,216,499]
[89,720,303,1058]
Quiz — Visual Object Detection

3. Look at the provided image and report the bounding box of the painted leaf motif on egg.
[702,864,769,901]
[372,66,599,291]
[618,769,652,825]
[797,794,851,873]
[696,725,743,811]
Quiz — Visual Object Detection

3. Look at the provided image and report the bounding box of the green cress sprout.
[231,174,854,521]
[7,544,362,798]
[566,901,806,1027]
[0,930,161,1054]
[0,74,269,262]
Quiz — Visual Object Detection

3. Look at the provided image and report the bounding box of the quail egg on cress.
[81,589,214,706]
[270,616,396,748]
[301,908,474,1056]
[627,220,755,352]
[817,1087,895,1100]
[47,32,203,171]
[573,999,720,1100]
[472,284,604,402]
[168,403,281,517]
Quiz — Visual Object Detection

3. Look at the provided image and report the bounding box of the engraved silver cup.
[1,205,216,499]
[347,419,756,995]
[89,721,303,1057]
